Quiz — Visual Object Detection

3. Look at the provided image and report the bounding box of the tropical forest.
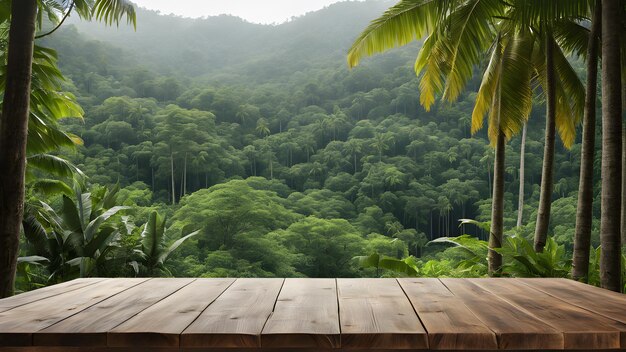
[0,0,624,298]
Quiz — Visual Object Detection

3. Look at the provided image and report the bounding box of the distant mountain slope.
[66,1,394,77]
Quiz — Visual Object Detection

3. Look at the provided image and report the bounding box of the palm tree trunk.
[573,0,600,282]
[600,0,623,292]
[0,0,38,298]
[534,34,557,253]
[516,123,527,228]
[620,122,626,246]
[489,130,505,276]
[622,83,626,248]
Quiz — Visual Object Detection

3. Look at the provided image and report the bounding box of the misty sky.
[131,0,362,24]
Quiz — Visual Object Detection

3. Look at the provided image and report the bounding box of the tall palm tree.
[0,1,40,297]
[255,118,271,137]
[0,0,136,297]
[516,123,527,228]
[344,139,363,173]
[533,33,558,253]
[600,0,623,292]
[572,0,601,282]
[348,0,534,274]
[530,27,585,252]
[372,132,392,162]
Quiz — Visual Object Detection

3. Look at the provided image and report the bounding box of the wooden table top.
[0,278,624,351]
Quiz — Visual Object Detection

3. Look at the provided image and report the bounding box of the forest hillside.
[12,0,612,287]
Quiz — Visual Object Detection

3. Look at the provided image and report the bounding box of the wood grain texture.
[261,278,340,349]
[34,278,195,347]
[108,278,235,347]
[2,278,626,351]
[0,278,106,313]
[518,278,626,323]
[398,278,497,350]
[441,278,563,350]
[474,278,626,349]
[0,349,586,352]
[338,278,427,349]
[181,278,284,348]
[0,278,147,346]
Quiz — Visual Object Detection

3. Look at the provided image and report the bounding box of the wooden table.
[0,278,624,351]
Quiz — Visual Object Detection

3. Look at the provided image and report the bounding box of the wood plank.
[34,278,195,347]
[108,278,235,347]
[518,278,626,324]
[261,278,340,349]
[474,278,626,350]
[0,278,106,313]
[440,278,563,350]
[181,278,284,348]
[0,278,147,347]
[397,278,497,350]
[0,349,573,352]
[337,278,427,349]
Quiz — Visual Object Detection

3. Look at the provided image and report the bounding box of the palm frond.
[497,31,535,142]
[92,0,137,28]
[554,20,590,58]
[507,0,592,29]
[26,154,85,180]
[472,33,504,137]
[347,0,459,68]
[29,179,74,196]
[532,37,584,148]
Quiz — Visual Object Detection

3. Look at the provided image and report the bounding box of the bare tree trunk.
[269,153,273,180]
[573,0,601,282]
[534,34,557,253]
[600,0,623,292]
[0,0,38,298]
[183,152,187,196]
[179,165,184,198]
[170,153,175,205]
[489,130,505,276]
[516,123,527,228]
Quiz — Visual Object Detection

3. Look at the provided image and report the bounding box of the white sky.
[131,0,358,24]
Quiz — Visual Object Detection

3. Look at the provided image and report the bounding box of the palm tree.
[301,137,316,163]
[0,0,136,297]
[531,26,585,252]
[572,0,601,282]
[349,0,534,275]
[236,105,251,126]
[22,184,128,281]
[255,118,271,137]
[533,34,558,253]
[516,123,527,228]
[0,0,39,299]
[600,0,623,292]
[131,212,198,276]
[344,139,363,173]
[371,132,391,162]
[350,0,588,270]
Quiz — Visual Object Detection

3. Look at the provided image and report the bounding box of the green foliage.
[273,216,365,277]
[130,211,198,276]
[354,253,418,277]
[11,2,619,291]
[495,235,571,278]
[21,184,129,281]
